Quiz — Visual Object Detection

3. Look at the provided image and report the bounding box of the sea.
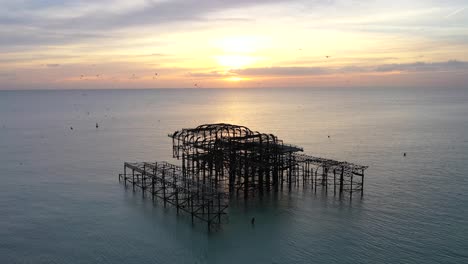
[0,87,467,263]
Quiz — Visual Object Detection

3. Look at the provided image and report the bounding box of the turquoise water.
[0,88,467,263]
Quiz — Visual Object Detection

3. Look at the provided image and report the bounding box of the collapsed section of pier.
[119,123,368,230]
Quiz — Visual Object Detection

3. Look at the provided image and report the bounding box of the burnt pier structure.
[120,123,368,230]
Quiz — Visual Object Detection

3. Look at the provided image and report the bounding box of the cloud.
[149,53,169,57]
[375,60,468,72]
[188,71,230,78]
[46,64,61,67]
[0,72,17,80]
[0,0,293,50]
[1,0,288,30]
[0,27,116,50]
[230,67,329,76]
[446,6,466,18]
[227,60,468,77]
[0,72,14,77]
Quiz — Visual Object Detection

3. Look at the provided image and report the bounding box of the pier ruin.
[119,123,368,230]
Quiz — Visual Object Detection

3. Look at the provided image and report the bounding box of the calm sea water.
[0,87,467,263]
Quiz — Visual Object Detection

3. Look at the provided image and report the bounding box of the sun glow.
[225,76,246,82]
[216,55,256,68]
[212,36,264,69]
[215,36,261,53]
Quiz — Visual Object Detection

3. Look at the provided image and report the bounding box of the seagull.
[325,56,330,59]
[70,126,73,130]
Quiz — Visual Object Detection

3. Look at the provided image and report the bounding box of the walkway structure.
[120,123,368,230]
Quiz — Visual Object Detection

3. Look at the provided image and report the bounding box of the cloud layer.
[228,61,468,76]
[1,0,467,89]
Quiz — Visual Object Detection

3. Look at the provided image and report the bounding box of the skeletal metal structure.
[120,123,368,230]
[119,161,228,229]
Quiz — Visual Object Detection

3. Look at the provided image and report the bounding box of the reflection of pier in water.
[119,123,368,230]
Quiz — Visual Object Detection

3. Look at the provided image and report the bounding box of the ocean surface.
[0,87,467,263]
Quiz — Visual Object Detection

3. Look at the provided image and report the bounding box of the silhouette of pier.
[119,161,228,229]
[119,123,368,230]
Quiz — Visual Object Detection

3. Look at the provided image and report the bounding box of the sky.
[0,0,467,89]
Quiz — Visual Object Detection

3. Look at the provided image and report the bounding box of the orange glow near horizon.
[1,1,468,89]
[225,76,247,82]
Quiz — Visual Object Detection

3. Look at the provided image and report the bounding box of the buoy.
[251,217,255,225]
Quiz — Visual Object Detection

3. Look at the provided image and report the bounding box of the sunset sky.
[1,0,467,89]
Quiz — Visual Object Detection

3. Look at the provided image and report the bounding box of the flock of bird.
[76,51,333,87]
[70,122,98,131]
[80,72,157,80]
[80,72,207,88]
[78,71,204,87]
